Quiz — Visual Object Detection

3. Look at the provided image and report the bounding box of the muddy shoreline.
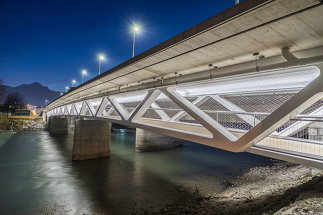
[132,162,323,215]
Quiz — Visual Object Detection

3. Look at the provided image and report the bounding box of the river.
[0,130,275,214]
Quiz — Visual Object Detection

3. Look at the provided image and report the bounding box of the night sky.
[0,0,238,92]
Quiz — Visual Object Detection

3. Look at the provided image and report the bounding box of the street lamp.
[97,53,106,75]
[72,79,76,87]
[81,69,88,83]
[65,86,69,92]
[130,23,142,58]
[45,99,49,105]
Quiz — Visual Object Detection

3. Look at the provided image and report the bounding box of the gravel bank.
[0,118,46,131]
[132,162,323,215]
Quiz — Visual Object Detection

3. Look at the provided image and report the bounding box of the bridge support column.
[135,128,182,152]
[67,117,72,126]
[49,116,68,135]
[72,120,110,160]
[42,112,47,122]
[67,116,76,127]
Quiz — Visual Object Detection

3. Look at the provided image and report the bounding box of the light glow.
[97,53,106,62]
[81,69,88,83]
[131,23,142,34]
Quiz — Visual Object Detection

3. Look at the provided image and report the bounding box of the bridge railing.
[141,107,323,142]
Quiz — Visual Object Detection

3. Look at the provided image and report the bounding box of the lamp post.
[72,79,76,87]
[65,86,69,92]
[131,23,142,58]
[81,69,87,83]
[97,54,106,75]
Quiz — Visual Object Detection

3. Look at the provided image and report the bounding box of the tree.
[0,79,5,103]
[5,92,25,108]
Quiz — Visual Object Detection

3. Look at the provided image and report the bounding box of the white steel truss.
[47,65,323,168]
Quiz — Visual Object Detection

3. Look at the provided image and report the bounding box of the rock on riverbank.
[0,118,46,131]
[22,119,46,130]
[133,162,323,215]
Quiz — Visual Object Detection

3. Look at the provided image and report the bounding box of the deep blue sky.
[0,0,237,92]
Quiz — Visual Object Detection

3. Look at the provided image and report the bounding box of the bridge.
[44,0,323,169]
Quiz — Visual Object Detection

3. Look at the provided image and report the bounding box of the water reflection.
[0,130,274,214]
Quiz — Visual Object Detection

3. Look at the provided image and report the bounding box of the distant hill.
[2,82,61,106]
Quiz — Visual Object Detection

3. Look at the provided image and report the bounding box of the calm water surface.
[0,130,274,214]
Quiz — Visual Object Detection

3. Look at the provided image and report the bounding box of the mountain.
[2,82,61,106]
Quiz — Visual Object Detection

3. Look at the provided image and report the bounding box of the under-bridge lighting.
[130,22,143,58]
[176,67,320,97]
[97,53,106,75]
[114,91,148,103]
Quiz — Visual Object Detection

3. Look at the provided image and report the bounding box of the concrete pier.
[42,112,47,122]
[67,116,76,128]
[72,120,110,161]
[49,117,68,135]
[135,128,182,152]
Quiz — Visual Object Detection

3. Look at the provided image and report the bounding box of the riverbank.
[1,130,321,214]
[0,118,46,131]
[133,162,323,215]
